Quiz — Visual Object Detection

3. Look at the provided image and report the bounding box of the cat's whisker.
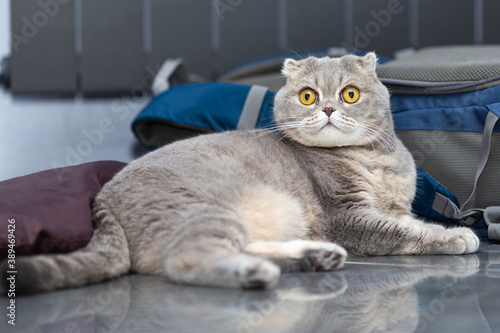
[289,49,304,61]
[271,123,307,142]
[275,121,322,143]
[356,121,398,153]
[356,128,392,154]
[247,129,277,140]
[364,131,394,154]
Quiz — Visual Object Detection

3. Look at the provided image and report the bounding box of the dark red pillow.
[0,161,126,259]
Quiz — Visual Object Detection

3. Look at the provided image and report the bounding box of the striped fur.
[2,54,479,294]
[8,204,130,294]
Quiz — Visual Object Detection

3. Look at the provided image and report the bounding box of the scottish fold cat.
[3,53,479,294]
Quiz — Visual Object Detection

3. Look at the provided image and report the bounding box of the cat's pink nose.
[323,107,335,117]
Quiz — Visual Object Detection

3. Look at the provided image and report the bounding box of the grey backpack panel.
[377,45,500,94]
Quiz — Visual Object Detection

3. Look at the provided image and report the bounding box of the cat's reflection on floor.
[1,255,480,333]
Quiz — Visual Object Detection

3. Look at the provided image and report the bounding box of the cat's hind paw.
[235,258,281,289]
[303,243,347,271]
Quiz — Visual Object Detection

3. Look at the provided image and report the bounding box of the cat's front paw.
[440,227,480,254]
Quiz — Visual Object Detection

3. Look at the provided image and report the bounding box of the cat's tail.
[1,202,130,294]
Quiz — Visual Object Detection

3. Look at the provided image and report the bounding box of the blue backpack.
[378,46,500,240]
[132,47,500,240]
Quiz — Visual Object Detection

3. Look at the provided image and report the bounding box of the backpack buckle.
[452,209,484,226]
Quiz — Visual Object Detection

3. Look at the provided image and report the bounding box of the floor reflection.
[0,253,484,333]
[485,245,500,279]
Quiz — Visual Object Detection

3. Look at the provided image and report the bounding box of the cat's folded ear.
[339,53,378,76]
[281,58,301,80]
[359,52,378,73]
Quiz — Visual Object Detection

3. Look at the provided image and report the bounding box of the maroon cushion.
[0,161,126,260]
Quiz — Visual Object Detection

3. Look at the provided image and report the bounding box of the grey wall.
[0,2,10,61]
[8,0,500,95]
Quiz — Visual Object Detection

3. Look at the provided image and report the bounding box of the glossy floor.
[0,242,498,333]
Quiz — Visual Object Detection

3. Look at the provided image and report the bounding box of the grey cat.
[4,53,479,294]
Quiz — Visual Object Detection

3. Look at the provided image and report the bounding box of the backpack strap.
[152,58,190,96]
[431,192,460,219]
[447,108,500,240]
[151,58,206,96]
[237,85,269,130]
[461,110,499,210]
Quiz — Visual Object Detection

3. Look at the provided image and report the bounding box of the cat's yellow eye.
[342,86,360,104]
[299,88,317,105]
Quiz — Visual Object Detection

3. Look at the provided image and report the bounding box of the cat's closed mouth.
[322,122,339,130]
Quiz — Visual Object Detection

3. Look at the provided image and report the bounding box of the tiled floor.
[0,88,499,332]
